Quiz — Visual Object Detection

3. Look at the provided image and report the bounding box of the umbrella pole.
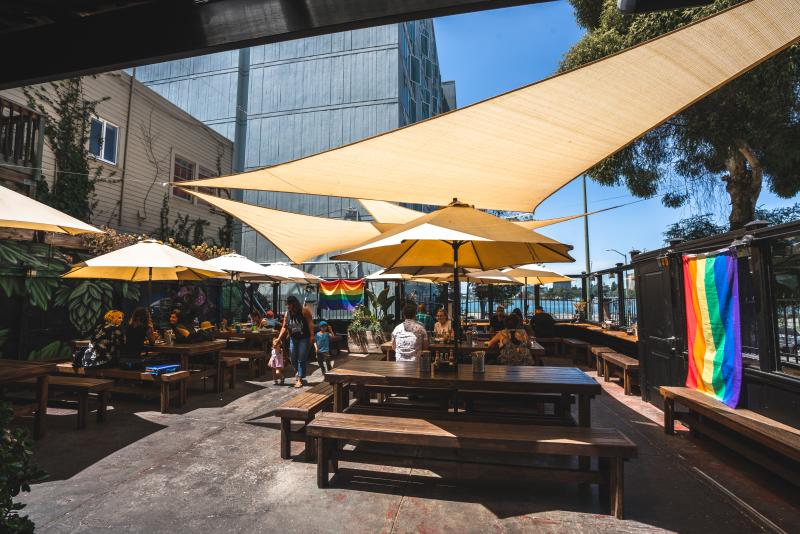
[452,242,463,358]
[147,267,152,313]
[229,273,234,323]
[523,277,528,320]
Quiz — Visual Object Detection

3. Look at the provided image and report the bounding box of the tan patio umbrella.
[333,201,573,342]
[62,239,226,304]
[473,265,572,318]
[0,184,102,235]
[204,253,289,321]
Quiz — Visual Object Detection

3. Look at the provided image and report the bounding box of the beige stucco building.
[0,71,232,243]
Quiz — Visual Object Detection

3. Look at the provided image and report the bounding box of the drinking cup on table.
[472,351,485,373]
[419,352,432,374]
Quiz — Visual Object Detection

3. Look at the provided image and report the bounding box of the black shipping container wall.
[632,221,800,428]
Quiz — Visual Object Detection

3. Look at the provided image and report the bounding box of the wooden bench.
[590,346,616,377]
[221,357,238,390]
[661,386,800,486]
[601,353,639,395]
[307,412,637,518]
[275,382,334,460]
[219,349,268,379]
[562,338,590,365]
[14,376,113,429]
[535,337,563,356]
[459,389,576,419]
[56,364,189,413]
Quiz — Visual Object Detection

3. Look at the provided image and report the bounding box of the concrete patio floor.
[18,357,800,533]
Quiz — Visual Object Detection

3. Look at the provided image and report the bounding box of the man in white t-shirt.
[392,302,429,362]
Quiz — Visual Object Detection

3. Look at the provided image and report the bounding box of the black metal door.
[635,257,685,403]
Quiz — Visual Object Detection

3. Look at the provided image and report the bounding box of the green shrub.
[0,401,46,533]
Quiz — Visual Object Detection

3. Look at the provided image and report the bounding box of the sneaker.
[293,379,303,388]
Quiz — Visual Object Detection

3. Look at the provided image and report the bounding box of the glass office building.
[135,20,453,278]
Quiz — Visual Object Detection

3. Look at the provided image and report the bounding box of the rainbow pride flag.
[318,279,364,311]
[682,248,742,408]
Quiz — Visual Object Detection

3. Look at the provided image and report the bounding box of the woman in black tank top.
[278,295,314,388]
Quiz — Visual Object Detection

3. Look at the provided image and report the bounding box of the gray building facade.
[135,20,452,278]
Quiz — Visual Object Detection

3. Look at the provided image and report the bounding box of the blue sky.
[433,1,798,273]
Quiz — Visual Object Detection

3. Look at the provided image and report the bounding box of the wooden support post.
[160,382,169,413]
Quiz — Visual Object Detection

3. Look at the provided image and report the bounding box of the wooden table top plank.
[0,360,56,383]
[325,361,600,394]
[147,339,227,355]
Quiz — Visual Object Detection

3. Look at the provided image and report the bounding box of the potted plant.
[366,287,396,338]
[347,305,385,354]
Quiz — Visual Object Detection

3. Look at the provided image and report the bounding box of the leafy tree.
[23,78,115,220]
[562,0,800,229]
[663,214,726,242]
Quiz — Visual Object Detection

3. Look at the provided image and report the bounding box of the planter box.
[347,331,385,354]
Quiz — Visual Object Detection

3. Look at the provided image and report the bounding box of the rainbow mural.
[318,279,365,311]
[682,248,742,408]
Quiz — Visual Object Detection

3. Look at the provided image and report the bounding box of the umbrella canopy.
[382,266,517,285]
[62,239,226,281]
[365,269,433,283]
[0,184,103,235]
[333,201,573,270]
[472,265,572,285]
[249,262,322,284]
[204,253,288,281]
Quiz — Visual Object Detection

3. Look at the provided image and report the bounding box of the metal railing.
[776,298,800,369]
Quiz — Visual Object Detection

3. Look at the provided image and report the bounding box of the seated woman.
[120,307,156,367]
[433,307,453,341]
[76,310,125,368]
[250,310,266,328]
[168,309,193,343]
[486,316,534,366]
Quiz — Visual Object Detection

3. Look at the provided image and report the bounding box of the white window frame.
[89,116,119,165]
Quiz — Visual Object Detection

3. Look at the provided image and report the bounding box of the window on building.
[172,156,195,201]
[88,117,118,165]
[770,234,800,378]
[410,57,420,84]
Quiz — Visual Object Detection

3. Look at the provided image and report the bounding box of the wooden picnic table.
[324,360,600,426]
[147,339,227,371]
[0,360,56,439]
[215,330,275,351]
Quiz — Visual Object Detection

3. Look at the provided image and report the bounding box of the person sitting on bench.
[75,310,125,368]
[120,307,156,369]
[530,306,556,338]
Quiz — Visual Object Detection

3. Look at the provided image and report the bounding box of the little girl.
[269,338,285,385]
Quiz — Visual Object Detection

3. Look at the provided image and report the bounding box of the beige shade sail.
[182,189,386,264]
[333,201,573,270]
[62,239,226,282]
[0,184,103,235]
[516,200,648,230]
[174,0,800,212]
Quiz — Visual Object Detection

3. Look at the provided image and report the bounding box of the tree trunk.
[723,141,763,229]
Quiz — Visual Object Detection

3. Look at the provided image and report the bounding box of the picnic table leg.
[34,374,48,439]
[333,383,345,412]
[97,391,108,423]
[603,359,610,382]
[280,418,291,459]
[596,353,603,376]
[160,382,169,413]
[181,355,189,371]
[305,420,317,462]
[578,394,591,475]
[77,391,88,430]
[598,457,610,502]
[317,437,329,488]
[663,396,675,435]
[623,369,632,396]
[611,458,624,519]
[329,438,338,474]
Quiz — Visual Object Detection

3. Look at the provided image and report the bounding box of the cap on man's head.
[319,320,328,326]
[266,310,274,318]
